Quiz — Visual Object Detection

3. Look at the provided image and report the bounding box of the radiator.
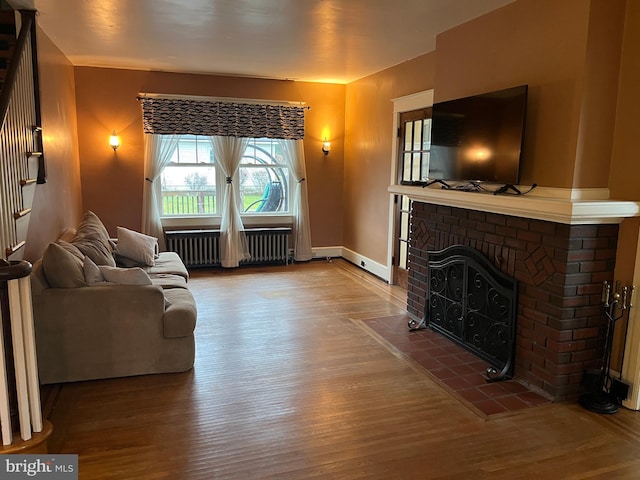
[166,230,220,267]
[166,228,291,267]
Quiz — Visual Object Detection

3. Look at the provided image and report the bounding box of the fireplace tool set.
[579,281,634,414]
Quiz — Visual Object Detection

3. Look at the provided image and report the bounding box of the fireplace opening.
[409,244,518,382]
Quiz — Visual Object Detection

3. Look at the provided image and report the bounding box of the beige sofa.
[30,211,197,384]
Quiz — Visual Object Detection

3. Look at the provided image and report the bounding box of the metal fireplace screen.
[411,244,518,381]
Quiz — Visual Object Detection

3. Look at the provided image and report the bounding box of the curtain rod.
[137,92,309,109]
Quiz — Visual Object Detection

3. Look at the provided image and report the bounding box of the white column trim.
[623,226,640,410]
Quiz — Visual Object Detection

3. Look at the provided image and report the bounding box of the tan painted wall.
[73,67,346,245]
[573,0,626,189]
[609,0,640,368]
[343,54,436,264]
[23,26,82,262]
[433,0,592,188]
[607,0,639,296]
[610,1,640,203]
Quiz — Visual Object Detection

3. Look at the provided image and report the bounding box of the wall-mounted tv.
[428,85,528,186]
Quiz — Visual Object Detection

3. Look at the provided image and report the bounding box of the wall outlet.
[360,260,366,267]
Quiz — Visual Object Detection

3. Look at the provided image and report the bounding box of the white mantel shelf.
[388,185,640,225]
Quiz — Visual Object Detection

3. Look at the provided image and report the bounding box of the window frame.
[159,135,293,229]
[161,135,217,217]
[239,138,291,216]
[398,108,432,186]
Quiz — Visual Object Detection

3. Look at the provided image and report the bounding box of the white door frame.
[386,90,434,284]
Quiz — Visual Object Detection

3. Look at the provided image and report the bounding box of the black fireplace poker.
[579,281,634,415]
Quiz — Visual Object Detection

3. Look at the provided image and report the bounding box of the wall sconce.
[109,130,120,151]
[322,139,331,156]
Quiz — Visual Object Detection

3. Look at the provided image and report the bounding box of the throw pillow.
[114,254,144,268]
[42,242,86,288]
[73,236,116,267]
[83,256,105,285]
[84,259,168,308]
[115,227,158,266]
[74,211,111,244]
[55,240,85,260]
[59,228,77,243]
[73,211,116,267]
[98,265,153,285]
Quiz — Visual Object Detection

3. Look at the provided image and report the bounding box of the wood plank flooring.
[45,259,640,479]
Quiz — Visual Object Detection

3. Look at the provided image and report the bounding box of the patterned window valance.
[139,97,305,140]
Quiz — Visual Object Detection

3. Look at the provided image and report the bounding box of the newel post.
[0,260,51,452]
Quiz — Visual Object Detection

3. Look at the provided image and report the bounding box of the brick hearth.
[407,202,619,401]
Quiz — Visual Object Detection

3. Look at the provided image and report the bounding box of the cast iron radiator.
[409,244,518,381]
[165,227,291,267]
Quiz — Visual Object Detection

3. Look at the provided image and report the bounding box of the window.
[161,135,216,216]
[160,135,289,217]
[399,108,432,185]
[240,138,289,214]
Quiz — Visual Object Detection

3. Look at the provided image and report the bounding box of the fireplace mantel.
[388,185,640,225]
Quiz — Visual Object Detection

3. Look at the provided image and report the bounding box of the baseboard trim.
[311,246,343,259]
[311,246,390,282]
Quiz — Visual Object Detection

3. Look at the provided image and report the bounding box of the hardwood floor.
[45,259,640,479]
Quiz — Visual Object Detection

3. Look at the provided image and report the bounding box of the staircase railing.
[0,10,42,261]
[0,9,50,452]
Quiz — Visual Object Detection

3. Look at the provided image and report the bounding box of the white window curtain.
[210,136,251,267]
[280,139,312,261]
[142,134,179,251]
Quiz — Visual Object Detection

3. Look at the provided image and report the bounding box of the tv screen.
[428,85,528,185]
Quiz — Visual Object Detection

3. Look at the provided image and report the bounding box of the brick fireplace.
[405,199,621,402]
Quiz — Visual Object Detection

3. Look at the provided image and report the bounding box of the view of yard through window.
[162,193,266,215]
[161,136,289,216]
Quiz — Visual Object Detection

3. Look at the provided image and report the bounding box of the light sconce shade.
[109,130,120,151]
[322,139,331,156]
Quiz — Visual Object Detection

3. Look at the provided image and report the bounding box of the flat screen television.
[428,85,528,186]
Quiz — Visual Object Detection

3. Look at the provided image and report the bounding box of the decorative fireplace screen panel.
[415,245,518,381]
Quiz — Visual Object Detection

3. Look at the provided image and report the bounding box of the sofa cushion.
[115,227,158,266]
[162,288,197,338]
[144,252,189,280]
[42,242,86,288]
[150,274,188,290]
[73,211,116,267]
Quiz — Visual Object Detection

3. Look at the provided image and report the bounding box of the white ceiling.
[9,0,514,84]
